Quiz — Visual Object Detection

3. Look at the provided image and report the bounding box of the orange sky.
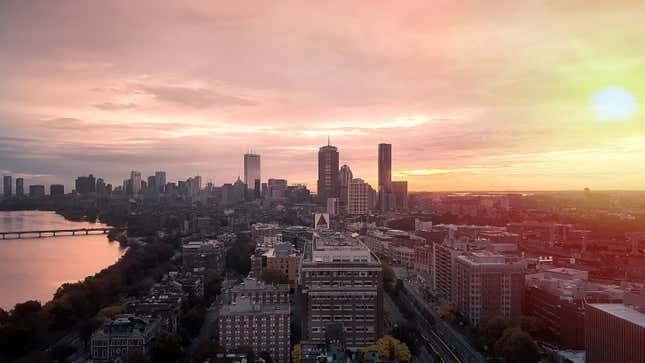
[1,1,644,192]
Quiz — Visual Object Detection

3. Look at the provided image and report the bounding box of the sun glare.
[590,86,637,121]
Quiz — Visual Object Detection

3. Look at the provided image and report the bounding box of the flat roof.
[590,303,645,329]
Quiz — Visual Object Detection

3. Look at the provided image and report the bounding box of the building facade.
[453,251,526,325]
[338,164,353,210]
[300,231,384,349]
[244,153,261,197]
[218,298,291,363]
[90,314,160,362]
[3,175,12,197]
[348,178,371,215]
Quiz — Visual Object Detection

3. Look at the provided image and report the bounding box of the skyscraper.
[391,180,408,210]
[15,178,24,197]
[244,153,261,197]
[154,171,166,193]
[378,143,392,211]
[338,164,353,210]
[131,171,142,195]
[3,175,12,197]
[317,142,339,205]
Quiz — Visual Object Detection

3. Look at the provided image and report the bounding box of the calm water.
[0,211,125,310]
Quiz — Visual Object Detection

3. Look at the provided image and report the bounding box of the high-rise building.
[377,143,391,189]
[75,175,96,195]
[453,251,526,325]
[146,175,156,192]
[29,185,45,198]
[15,177,24,197]
[317,142,339,205]
[348,178,371,215]
[3,175,12,197]
[96,178,107,195]
[218,297,290,363]
[338,164,353,210]
[131,171,142,195]
[585,291,645,363]
[50,184,65,196]
[391,181,408,210]
[326,197,339,217]
[301,231,383,349]
[244,153,261,197]
[154,171,166,193]
[268,178,288,200]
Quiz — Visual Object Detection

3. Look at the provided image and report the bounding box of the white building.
[348,178,371,215]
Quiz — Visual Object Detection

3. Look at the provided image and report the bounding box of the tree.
[520,315,545,338]
[391,322,420,355]
[363,336,411,363]
[382,264,395,292]
[478,316,510,351]
[437,303,457,325]
[204,270,223,302]
[291,344,301,363]
[494,327,539,363]
[151,332,183,363]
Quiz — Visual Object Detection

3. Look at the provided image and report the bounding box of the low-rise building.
[226,277,289,305]
[90,314,160,362]
[218,297,290,363]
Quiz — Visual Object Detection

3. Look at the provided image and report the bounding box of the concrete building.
[29,185,45,198]
[453,251,526,325]
[251,223,282,243]
[391,181,408,211]
[15,177,24,197]
[154,171,166,193]
[317,142,339,205]
[338,164,353,210]
[327,197,339,217]
[182,239,226,273]
[268,178,287,200]
[348,178,371,215]
[218,297,290,363]
[525,268,624,349]
[131,170,142,195]
[244,153,261,197]
[300,231,384,349]
[90,314,160,362]
[377,143,392,211]
[3,175,12,197]
[586,291,645,363]
[261,242,300,285]
[226,277,289,305]
[50,184,65,196]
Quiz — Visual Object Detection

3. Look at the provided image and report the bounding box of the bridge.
[0,227,118,240]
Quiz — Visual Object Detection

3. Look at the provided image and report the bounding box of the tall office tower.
[146,175,156,192]
[15,178,24,197]
[244,153,261,197]
[50,184,65,196]
[348,178,371,215]
[317,142,339,205]
[453,251,526,325]
[301,231,384,349]
[3,175,12,197]
[268,178,288,200]
[29,185,45,198]
[88,174,96,193]
[154,171,166,193]
[338,164,353,209]
[378,143,392,211]
[96,178,106,195]
[130,171,142,195]
[391,181,408,210]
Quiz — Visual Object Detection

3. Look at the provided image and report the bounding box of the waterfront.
[0,211,125,310]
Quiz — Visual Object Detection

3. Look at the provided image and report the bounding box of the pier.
[0,227,118,240]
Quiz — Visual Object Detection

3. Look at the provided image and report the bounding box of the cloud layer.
[1,1,644,191]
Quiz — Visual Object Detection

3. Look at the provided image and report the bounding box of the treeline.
[0,241,175,361]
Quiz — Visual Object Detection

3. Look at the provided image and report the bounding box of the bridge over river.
[0,227,120,239]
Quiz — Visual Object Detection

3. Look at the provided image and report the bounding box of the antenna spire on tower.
[327,136,330,146]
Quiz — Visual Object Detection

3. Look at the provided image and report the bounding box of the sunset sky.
[1,1,644,192]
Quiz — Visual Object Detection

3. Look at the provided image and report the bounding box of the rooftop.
[220,297,290,315]
[590,303,645,329]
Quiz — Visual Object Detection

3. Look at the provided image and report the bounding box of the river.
[0,210,125,310]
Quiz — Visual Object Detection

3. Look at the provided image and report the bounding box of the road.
[392,268,486,363]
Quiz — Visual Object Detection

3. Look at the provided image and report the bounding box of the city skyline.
[2,1,645,192]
